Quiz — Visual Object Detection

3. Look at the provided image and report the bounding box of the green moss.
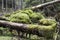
[2,9,57,38]
[3,9,57,32]
[8,13,31,23]
[20,9,45,19]
[39,19,56,25]
[4,14,11,17]
[27,19,57,38]
[21,9,45,23]
[4,9,45,23]
[3,9,57,31]
[27,24,56,38]
[28,23,56,31]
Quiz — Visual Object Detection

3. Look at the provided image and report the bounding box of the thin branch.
[31,0,60,10]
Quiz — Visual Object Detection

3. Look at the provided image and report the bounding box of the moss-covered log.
[0,19,57,38]
[0,8,57,38]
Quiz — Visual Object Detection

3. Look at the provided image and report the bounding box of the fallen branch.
[31,0,60,10]
[0,20,57,37]
[0,20,43,36]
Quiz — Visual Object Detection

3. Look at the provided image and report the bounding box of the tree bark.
[31,0,60,10]
[0,20,45,36]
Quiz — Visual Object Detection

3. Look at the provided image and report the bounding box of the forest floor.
[0,36,12,40]
[0,36,47,40]
[0,36,55,40]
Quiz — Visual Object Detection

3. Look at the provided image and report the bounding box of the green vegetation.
[2,9,57,39]
[28,19,57,30]
[4,9,45,23]
[27,18,57,38]
[0,0,60,40]
[4,9,57,30]
[0,36,12,40]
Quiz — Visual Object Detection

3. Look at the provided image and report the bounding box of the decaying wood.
[0,20,27,29]
[0,20,44,36]
[31,0,60,10]
[0,20,55,37]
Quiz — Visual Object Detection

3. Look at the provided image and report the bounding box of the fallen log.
[31,0,60,10]
[0,20,57,38]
